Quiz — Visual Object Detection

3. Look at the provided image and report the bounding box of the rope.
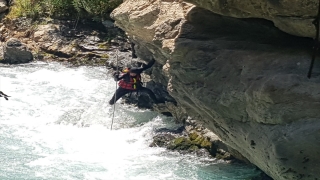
[73,13,80,30]
[110,49,119,130]
[308,0,320,78]
[130,42,135,67]
[130,57,133,67]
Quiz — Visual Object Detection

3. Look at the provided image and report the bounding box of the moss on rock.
[168,137,193,150]
[189,132,199,141]
[189,132,212,150]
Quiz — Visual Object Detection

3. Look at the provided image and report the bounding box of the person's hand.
[113,71,119,77]
[112,71,120,81]
[147,59,155,66]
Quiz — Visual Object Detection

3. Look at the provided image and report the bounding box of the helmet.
[129,67,139,74]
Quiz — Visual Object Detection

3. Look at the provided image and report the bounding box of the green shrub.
[8,0,122,20]
[8,0,41,19]
[44,0,75,17]
[73,0,122,18]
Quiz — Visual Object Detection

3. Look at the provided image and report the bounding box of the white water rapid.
[0,62,261,180]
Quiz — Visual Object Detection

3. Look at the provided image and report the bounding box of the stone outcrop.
[150,118,244,161]
[111,0,320,179]
[2,38,33,64]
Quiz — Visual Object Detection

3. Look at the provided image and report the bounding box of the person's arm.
[113,71,126,81]
[141,59,155,71]
[131,59,156,74]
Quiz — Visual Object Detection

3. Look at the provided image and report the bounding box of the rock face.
[111,1,320,180]
[183,0,318,38]
[2,38,33,64]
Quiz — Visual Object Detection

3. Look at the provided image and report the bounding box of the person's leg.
[139,87,163,104]
[109,88,131,105]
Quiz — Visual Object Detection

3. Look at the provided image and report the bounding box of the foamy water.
[0,62,260,180]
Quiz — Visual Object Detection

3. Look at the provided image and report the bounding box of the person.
[0,91,10,100]
[109,59,163,105]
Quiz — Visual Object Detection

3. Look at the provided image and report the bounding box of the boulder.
[2,38,33,64]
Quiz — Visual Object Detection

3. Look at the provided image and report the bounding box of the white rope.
[110,49,119,130]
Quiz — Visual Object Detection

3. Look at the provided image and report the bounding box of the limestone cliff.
[111,0,320,179]
[183,0,318,38]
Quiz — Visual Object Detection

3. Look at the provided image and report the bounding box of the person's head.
[129,67,139,76]
[122,68,130,73]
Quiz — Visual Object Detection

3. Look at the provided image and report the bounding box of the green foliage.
[44,0,75,17]
[8,0,122,20]
[73,0,122,18]
[8,0,41,19]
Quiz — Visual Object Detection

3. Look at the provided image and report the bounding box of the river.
[0,62,261,180]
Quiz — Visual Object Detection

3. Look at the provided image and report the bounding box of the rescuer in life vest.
[109,59,163,105]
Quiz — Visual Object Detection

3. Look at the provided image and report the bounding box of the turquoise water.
[0,62,261,180]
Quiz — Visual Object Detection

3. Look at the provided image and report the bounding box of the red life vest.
[118,73,141,90]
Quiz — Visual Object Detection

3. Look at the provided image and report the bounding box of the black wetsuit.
[109,60,160,105]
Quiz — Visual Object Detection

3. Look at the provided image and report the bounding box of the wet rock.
[152,101,187,123]
[215,149,234,161]
[164,131,237,161]
[150,119,238,161]
[167,136,193,150]
[2,38,33,64]
[155,126,185,134]
[149,133,176,147]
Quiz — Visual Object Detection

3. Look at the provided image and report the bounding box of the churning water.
[0,62,261,180]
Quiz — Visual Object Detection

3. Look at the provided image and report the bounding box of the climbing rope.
[308,0,320,78]
[110,49,119,130]
[110,42,137,129]
[73,13,80,30]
